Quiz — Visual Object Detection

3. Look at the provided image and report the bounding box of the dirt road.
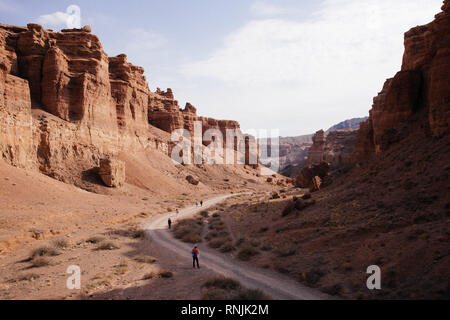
[143,194,330,300]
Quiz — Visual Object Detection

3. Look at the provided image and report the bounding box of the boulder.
[99,159,125,188]
[309,176,322,192]
[186,175,199,186]
[295,162,330,188]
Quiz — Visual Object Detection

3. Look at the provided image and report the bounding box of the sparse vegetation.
[237,246,259,261]
[30,257,50,268]
[134,255,157,264]
[173,217,204,243]
[96,241,120,251]
[201,277,271,300]
[9,273,40,283]
[159,270,173,278]
[52,239,71,249]
[86,236,106,244]
[30,245,60,259]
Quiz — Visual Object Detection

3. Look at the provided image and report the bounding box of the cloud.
[251,1,291,16]
[124,29,168,55]
[181,0,443,136]
[36,5,81,30]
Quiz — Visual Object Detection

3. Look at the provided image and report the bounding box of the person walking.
[200,200,203,207]
[196,201,199,207]
[192,246,200,269]
[168,218,172,229]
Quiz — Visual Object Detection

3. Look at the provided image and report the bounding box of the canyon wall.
[306,129,358,168]
[0,22,253,186]
[353,0,450,161]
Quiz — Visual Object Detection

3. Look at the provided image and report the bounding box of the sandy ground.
[0,159,288,300]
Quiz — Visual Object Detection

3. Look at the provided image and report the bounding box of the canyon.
[0,0,449,301]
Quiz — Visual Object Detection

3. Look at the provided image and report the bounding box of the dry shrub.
[275,244,297,257]
[9,273,40,283]
[233,289,271,300]
[220,243,235,253]
[30,257,50,268]
[143,273,156,280]
[209,237,230,249]
[52,239,71,249]
[86,236,105,244]
[159,270,173,278]
[96,241,120,251]
[134,255,157,264]
[173,218,203,243]
[30,245,60,259]
[237,246,259,261]
[203,277,241,291]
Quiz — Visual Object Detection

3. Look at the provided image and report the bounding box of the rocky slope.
[0,23,257,190]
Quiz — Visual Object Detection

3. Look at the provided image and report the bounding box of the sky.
[0,0,444,136]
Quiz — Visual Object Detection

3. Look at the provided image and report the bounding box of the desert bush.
[260,244,273,251]
[143,272,156,280]
[200,211,209,218]
[203,277,241,291]
[134,255,157,264]
[86,236,105,244]
[30,245,60,259]
[96,241,120,251]
[52,239,71,249]
[233,289,271,300]
[237,246,259,261]
[173,218,203,243]
[209,237,229,249]
[205,231,218,241]
[305,269,325,285]
[9,273,40,283]
[132,229,146,239]
[202,289,226,300]
[30,257,50,268]
[275,244,297,257]
[159,270,173,278]
[182,233,202,243]
[220,243,235,253]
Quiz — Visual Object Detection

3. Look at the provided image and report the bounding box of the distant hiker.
[196,201,199,207]
[176,209,180,215]
[200,200,203,207]
[168,218,172,229]
[192,246,200,269]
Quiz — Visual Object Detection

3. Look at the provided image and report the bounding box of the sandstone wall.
[354,0,450,160]
[0,22,253,184]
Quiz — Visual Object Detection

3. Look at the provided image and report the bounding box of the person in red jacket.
[192,246,200,269]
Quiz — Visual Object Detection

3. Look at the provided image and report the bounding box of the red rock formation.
[0,21,257,186]
[306,129,357,168]
[295,162,329,190]
[354,0,450,160]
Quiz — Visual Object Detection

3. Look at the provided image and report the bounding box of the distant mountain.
[326,117,368,133]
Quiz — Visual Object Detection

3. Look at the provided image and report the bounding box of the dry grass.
[202,277,271,300]
[86,236,106,244]
[30,245,60,259]
[114,260,128,275]
[233,289,271,300]
[237,246,259,261]
[203,277,241,291]
[142,272,156,280]
[173,218,204,244]
[9,273,40,283]
[134,255,157,264]
[96,241,120,251]
[52,239,71,249]
[30,257,50,268]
